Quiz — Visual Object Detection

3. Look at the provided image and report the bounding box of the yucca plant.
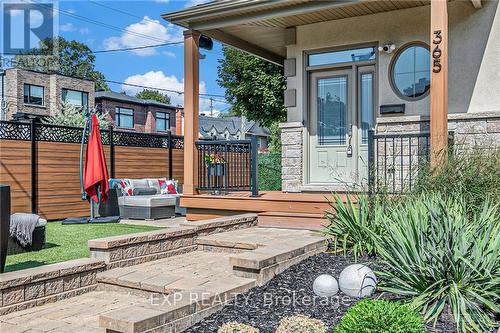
[324,194,383,260]
[375,194,500,333]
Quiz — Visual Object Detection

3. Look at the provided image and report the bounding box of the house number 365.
[432,30,442,73]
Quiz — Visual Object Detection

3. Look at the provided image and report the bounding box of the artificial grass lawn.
[5,221,163,272]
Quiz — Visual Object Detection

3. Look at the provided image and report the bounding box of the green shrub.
[218,322,259,333]
[375,194,500,333]
[324,194,383,260]
[275,315,326,333]
[334,299,425,333]
[413,146,500,214]
[258,152,282,191]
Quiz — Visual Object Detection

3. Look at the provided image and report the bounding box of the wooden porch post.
[183,30,200,195]
[430,0,448,167]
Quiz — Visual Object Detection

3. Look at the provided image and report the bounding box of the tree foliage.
[217,46,286,129]
[135,89,171,104]
[14,37,109,90]
[43,101,110,129]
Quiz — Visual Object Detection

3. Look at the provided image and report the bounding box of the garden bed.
[186,253,456,333]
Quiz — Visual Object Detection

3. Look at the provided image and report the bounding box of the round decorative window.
[390,43,430,100]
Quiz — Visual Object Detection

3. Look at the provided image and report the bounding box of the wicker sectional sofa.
[110,178,182,220]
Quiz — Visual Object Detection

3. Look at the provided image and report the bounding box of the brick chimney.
[175,109,183,135]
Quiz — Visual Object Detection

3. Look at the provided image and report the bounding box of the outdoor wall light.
[199,35,213,50]
[378,43,396,54]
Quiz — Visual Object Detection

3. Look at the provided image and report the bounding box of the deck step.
[258,211,327,230]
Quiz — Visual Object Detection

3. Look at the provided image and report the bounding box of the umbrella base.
[62,217,89,225]
[62,216,120,225]
[90,216,120,223]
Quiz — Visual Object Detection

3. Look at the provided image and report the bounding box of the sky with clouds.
[19,0,229,115]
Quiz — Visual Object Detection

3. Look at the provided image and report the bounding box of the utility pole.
[0,69,5,120]
[209,97,214,117]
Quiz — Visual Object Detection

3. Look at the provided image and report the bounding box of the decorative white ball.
[312,274,339,297]
[338,264,377,298]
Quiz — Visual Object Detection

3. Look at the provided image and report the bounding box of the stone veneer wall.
[278,112,499,193]
[88,214,258,269]
[280,122,303,192]
[374,112,500,191]
[0,214,258,316]
[377,112,500,149]
[0,258,105,315]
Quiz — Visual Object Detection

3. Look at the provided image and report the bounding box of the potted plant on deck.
[205,153,226,176]
[204,153,226,195]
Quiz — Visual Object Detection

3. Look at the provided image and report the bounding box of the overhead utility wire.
[88,0,165,26]
[92,41,183,54]
[105,79,226,101]
[25,0,170,43]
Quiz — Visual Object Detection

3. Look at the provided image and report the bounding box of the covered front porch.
[162,0,489,225]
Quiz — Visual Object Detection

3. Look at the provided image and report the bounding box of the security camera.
[378,44,396,54]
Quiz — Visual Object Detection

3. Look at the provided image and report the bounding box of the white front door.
[308,66,375,187]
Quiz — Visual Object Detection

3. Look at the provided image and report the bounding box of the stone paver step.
[97,251,235,294]
[1,226,326,333]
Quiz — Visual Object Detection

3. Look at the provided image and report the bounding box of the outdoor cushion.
[129,179,149,190]
[118,195,177,208]
[147,178,167,193]
[133,187,157,196]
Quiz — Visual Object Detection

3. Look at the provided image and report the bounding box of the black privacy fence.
[196,137,259,196]
[0,119,184,180]
[367,129,455,194]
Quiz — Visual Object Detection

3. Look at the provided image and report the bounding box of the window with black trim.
[24,84,44,106]
[62,88,89,108]
[390,43,430,100]
[115,107,134,128]
[155,112,170,132]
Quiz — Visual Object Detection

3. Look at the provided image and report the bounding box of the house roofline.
[95,94,183,110]
[4,67,96,83]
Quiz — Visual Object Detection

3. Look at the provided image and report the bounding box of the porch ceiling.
[162,0,434,65]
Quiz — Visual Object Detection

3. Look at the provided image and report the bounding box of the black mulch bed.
[185,253,456,333]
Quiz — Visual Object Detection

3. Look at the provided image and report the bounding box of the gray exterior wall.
[4,68,95,120]
[281,1,500,192]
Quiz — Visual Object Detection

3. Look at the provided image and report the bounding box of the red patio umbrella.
[84,114,109,204]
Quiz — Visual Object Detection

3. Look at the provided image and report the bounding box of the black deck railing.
[368,129,454,194]
[196,137,259,196]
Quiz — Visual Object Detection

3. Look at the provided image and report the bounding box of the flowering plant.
[204,153,226,165]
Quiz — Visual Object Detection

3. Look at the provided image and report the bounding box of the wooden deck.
[181,191,350,229]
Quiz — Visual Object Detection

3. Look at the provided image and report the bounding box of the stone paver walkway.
[0,290,144,333]
[0,227,324,333]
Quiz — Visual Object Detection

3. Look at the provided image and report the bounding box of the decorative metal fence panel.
[368,130,454,194]
[196,138,259,196]
[0,120,184,148]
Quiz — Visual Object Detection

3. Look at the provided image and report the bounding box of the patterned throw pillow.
[158,179,178,195]
[119,179,133,196]
[158,179,168,194]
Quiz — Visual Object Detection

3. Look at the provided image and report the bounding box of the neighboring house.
[175,111,271,148]
[1,68,95,121]
[164,0,500,194]
[95,90,181,133]
[199,115,270,149]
